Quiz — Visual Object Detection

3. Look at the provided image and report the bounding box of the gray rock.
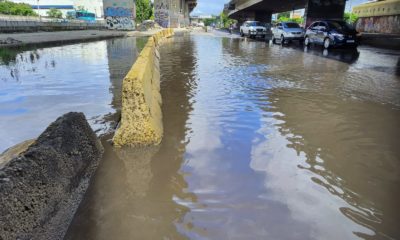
[0,112,103,240]
[0,37,22,45]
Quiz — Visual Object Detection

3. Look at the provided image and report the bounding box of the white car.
[272,22,305,44]
[240,21,267,38]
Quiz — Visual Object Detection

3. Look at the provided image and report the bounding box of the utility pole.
[168,0,171,28]
[37,0,41,21]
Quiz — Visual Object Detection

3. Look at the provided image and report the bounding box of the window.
[310,22,319,30]
[284,23,300,28]
[327,21,354,31]
[248,21,262,27]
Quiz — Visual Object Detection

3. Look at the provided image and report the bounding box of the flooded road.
[64,33,400,240]
[1,32,399,240]
[0,37,148,152]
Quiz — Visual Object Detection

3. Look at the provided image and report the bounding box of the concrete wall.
[0,112,103,240]
[103,0,136,30]
[356,15,400,34]
[154,0,191,28]
[113,29,174,147]
[0,17,106,33]
[154,0,170,28]
[353,0,400,18]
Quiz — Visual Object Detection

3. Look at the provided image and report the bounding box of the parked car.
[304,20,360,49]
[240,21,267,38]
[272,22,305,44]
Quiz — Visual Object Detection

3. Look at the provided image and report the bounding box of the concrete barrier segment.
[0,112,103,240]
[113,29,174,147]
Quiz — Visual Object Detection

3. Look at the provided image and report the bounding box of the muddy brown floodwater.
[63,34,400,239]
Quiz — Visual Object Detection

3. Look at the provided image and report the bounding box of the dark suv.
[304,20,360,49]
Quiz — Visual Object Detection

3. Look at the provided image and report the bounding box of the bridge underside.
[229,0,306,18]
[227,0,346,27]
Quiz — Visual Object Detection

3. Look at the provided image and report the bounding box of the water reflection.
[251,89,400,239]
[66,35,199,239]
[0,37,144,152]
[172,35,399,239]
[3,33,399,239]
[234,39,400,239]
[0,47,31,66]
[302,46,360,64]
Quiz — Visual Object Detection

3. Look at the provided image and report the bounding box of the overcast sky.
[192,0,368,16]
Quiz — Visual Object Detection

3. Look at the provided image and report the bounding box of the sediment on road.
[0,112,103,240]
[113,28,174,147]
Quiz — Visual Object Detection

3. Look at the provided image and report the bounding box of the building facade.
[353,0,400,34]
[74,0,104,19]
[9,0,136,30]
[10,0,74,18]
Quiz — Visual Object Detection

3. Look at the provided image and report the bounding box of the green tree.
[277,11,290,19]
[344,12,359,24]
[277,17,304,24]
[47,8,62,18]
[0,1,37,16]
[203,17,216,26]
[136,0,152,23]
[220,12,236,28]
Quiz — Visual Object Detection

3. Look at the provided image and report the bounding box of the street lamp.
[37,0,41,21]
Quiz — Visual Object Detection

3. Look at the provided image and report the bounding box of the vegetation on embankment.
[136,0,154,23]
[0,0,37,16]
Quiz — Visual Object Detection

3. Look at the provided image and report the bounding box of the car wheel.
[304,36,310,46]
[240,31,244,37]
[324,38,331,49]
[280,35,285,45]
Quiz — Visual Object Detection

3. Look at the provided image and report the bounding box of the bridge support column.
[304,0,346,27]
[255,11,272,23]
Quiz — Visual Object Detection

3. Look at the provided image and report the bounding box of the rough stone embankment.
[113,28,174,147]
[0,112,103,240]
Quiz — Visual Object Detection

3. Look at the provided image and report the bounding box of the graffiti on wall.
[105,7,132,17]
[103,0,135,30]
[356,15,400,34]
[154,0,169,28]
[106,16,134,30]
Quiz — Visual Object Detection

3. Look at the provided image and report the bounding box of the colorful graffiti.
[103,0,135,30]
[356,15,400,34]
[104,7,132,18]
[154,0,169,28]
[106,16,134,30]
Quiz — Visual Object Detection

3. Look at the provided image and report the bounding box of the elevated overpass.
[225,0,347,26]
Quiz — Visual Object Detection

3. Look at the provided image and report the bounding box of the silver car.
[240,21,267,38]
[272,22,305,44]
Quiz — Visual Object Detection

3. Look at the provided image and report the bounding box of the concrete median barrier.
[113,28,174,147]
[0,112,103,240]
